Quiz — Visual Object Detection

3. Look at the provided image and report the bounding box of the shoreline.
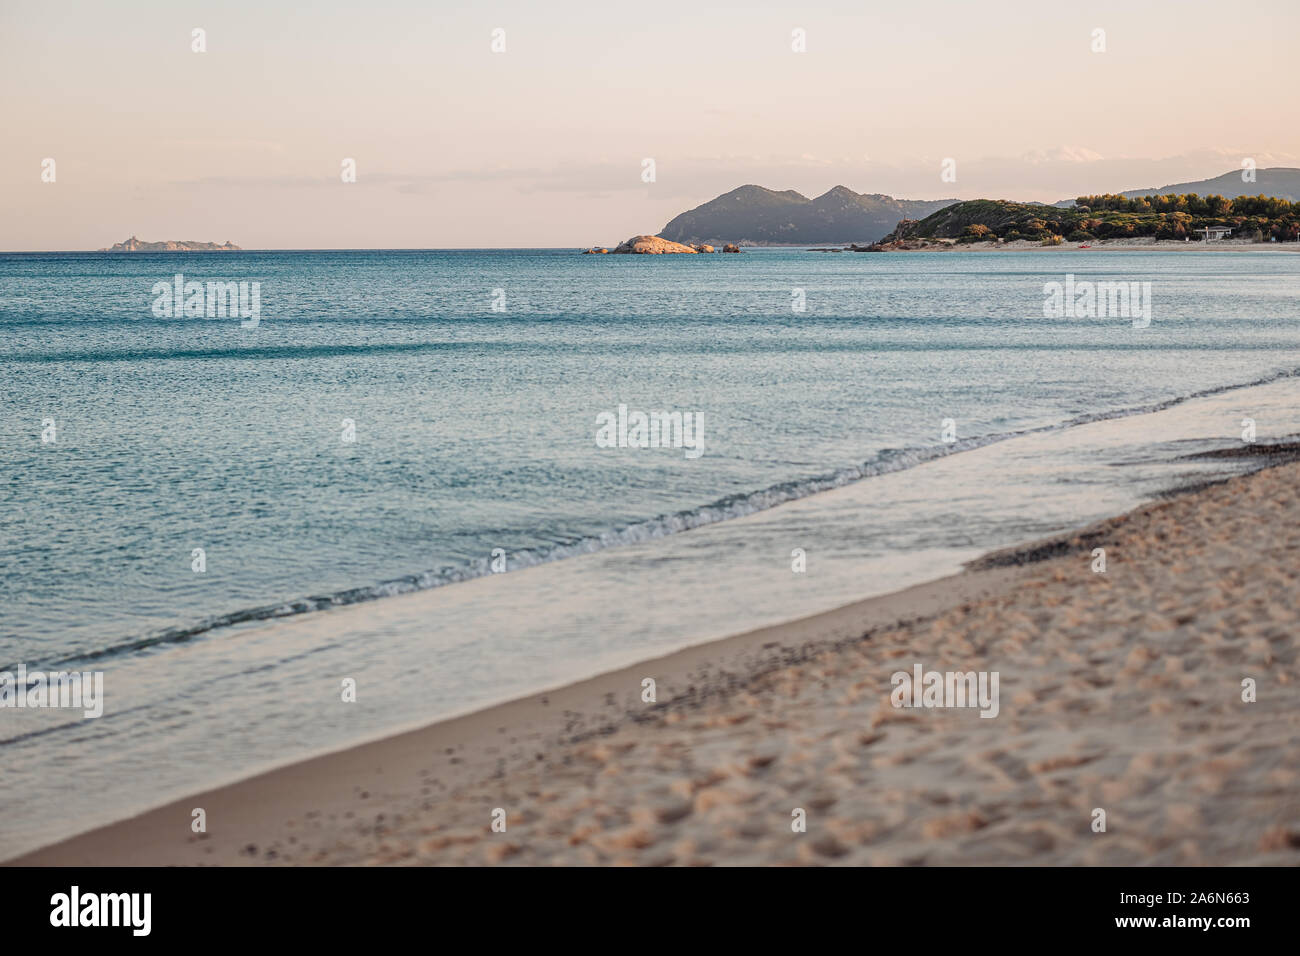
[19,366,1298,672]
[819,238,1300,253]
[11,447,1300,866]
[8,369,1299,862]
[7,564,1020,866]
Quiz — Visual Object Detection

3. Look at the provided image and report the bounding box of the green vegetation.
[886,194,1300,244]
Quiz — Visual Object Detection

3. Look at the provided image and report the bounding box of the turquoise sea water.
[1,247,1298,855]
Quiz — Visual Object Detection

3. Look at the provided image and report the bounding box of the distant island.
[99,236,241,252]
[659,185,955,245]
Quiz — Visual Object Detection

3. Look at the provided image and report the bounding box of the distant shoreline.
[817,237,1300,253]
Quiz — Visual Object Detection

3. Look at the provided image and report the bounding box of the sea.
[1,247,1298,857]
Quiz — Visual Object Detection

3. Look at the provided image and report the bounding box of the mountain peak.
[721,184,809,202]
[659,185,957,245]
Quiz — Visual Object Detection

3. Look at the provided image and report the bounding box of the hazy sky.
[3,0,1297,249]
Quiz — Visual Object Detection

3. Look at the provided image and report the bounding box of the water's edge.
[15,365,1297,676]
[4,370,1295,862]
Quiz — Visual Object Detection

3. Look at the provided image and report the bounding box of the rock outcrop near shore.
[586,236,736,254]
[610,235,700,254]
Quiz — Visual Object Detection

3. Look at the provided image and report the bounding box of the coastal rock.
[691,243,715,253]
[722,243,741,253]
[582,247,609,254]
[611,235,698,254]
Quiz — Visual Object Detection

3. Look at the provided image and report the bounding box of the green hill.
[875,193,1300,246]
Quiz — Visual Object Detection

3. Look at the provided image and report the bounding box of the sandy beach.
[13,447,1299,867]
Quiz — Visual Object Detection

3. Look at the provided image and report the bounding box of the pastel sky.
[3,0,1297,249]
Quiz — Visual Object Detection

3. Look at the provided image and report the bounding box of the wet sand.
[11,456,1300,866]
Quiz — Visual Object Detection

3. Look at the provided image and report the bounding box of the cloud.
[157,148,1300,209]
[1020,146,1105,164]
